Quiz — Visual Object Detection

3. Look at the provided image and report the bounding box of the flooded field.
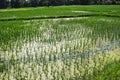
[0,16,120,79]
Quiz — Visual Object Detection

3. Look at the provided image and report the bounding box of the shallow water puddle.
[72,11,91,13]
[52,17,89,21]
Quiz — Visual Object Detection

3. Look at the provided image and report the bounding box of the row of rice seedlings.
[1,47,120,80]
[0,30,117,60]
[1,22,91,62]
[0,43,118,79]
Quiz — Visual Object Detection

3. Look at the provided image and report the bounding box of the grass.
[0,20,41,50]
[0,5,120,21]
[93,60,120,80]
[0,5,120,80]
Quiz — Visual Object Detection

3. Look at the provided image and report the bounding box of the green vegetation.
[93,60,120,80]
[0,5,120,21]
[0,5,120,80]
